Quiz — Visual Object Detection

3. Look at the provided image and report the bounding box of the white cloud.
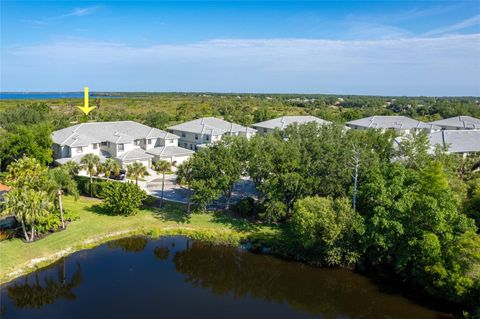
[29,6,99,25]
[344,23,412,40]
[423,15,480,36]
[2,34,479,95]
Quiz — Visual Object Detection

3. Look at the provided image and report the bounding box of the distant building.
[428,130,480,155]
[52,121,194,168]
[168,117,256,150]
[252,116,331,135]
[428,116,480,130]
[346,116,440,134]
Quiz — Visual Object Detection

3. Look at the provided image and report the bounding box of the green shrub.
[101,182,147,215]
[75,176,109,198]
[233,197,257,217]
[33,208,79,234]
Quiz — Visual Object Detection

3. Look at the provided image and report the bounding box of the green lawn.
[0,196,276,284]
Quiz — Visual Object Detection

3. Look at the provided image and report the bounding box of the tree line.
[1,95,479,172]
[176,123,480,313]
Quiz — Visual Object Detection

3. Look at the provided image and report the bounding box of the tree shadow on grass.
[86,204,114,216]
[211,210,263,233]
[145,201,191,224]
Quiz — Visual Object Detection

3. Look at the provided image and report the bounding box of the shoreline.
[0,226,246,285]
[0,196,271,285]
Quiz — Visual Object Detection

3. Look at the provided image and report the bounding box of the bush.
[34,209,79,234]
[101,182,147,215]
[290,196,365,267]
[233,197,257,217]
[75,176,109,198]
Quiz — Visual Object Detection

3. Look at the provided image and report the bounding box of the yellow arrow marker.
[77,86,96,115]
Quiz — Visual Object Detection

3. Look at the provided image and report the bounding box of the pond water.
[0,236,454,319]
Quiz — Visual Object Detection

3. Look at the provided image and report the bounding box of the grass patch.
[0,196,277,284]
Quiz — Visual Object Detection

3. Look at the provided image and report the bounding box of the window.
[190,144,193,150]
[101,141,107,146]
[92,143,98,149]
[182,132,186,138]
[184,143,188,148]
[75,147,82,153]
[195,134,199,140]
[147,139,152,145]
[206,135,210,141]
[118,144,124,151]
[263,128,268,133]
[134,139,141,146]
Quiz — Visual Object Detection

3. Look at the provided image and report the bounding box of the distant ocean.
[0,92,121,100]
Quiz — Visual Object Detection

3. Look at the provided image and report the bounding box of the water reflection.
[106,236,148,253]
[153,238,170,261]
[173,241,452,319]
[7,260,82,309]
[1,237,453,319]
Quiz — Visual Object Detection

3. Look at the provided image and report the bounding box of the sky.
[1,1,480,96]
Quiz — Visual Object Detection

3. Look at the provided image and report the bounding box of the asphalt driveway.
[146,175,258,207]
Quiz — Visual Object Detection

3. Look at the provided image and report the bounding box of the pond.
[0,236,454,319]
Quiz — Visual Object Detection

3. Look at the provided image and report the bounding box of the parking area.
[146,175,257,207]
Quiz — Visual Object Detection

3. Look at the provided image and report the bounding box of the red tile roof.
[0,184,11,192]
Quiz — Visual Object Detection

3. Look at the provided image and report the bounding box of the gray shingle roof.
[146,146,195,157]
[168,117,256,135]
[115,149,154,161]
[347,116,439,131]
[252,116,331,130]
[429,130,480,153]
[52,121,179,146]
[428,116,480,129]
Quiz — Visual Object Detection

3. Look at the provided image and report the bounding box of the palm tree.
[80,154,100,197]
[152,160,170,207]
[63,161,81,176]
[47,167,79,229]
[100,158,120,181]
[176,160,194,213]
[3,188,50,241]
[127,162,147,186]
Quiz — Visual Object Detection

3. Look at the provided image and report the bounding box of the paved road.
[146,175,258,207]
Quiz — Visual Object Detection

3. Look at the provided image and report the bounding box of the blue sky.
[1,1,479,95]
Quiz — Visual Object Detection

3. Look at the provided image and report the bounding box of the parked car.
[115,169,126,180]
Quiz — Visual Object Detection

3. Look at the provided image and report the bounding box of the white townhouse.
[346,116,440,134]
[52,121,194,168]
[252,115,331,135]
[168,117,256,150]
[428,130,480,156]
[428,116,480,130]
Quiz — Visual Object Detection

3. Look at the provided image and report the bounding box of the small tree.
[63,161,81,176]
[47,167,79,229]
[176,160,194,213]
[4,156,47,189]
[3,188,51,241]
[152,160,170,207]
[211,140,243,210]
[101,158,120,181]
[127,162,147,186]
[291,196,365,267]
[80,154,100,197]
[101,182,147,215]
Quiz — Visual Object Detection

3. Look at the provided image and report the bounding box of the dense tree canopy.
[177,123,480,311]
